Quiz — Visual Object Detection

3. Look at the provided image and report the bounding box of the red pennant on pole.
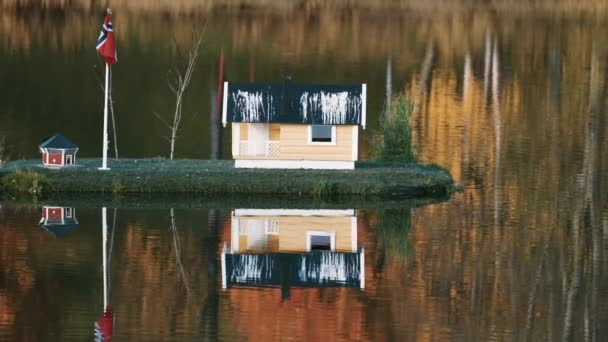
[96,9,117,66]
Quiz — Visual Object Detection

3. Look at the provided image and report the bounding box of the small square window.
[310,235,331,251]
[311,125,334,143]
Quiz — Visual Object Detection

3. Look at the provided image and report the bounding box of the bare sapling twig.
[169,208,192,299]
[156,26,206,160]
[92,64,119,159]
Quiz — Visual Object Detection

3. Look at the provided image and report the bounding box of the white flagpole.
[102,207,108,308]
[99,63,110,170]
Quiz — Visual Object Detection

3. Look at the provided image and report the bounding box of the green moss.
[0,158,453,199]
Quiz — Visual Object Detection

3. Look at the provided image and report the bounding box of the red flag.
[94,308,114,341]
[96,9,117,66]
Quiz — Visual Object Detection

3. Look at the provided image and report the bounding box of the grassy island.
[0,158,453,199]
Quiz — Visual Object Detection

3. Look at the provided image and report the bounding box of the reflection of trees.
[111,209,210,340]
[0,208,100,340]
[377,208,413,262]
[200,209,220,341]
[414,40,435,142]
[3,8,608,159]
[384,15,607,342]
[561,41,605,342]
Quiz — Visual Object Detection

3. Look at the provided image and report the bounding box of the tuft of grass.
[378,208,413,258]
[112,180,125,194]
[377,95,417,163]
[312,180,338,200]
[1,169,52,196]
[0,136,8,168]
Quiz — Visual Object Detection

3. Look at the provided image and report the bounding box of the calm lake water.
[1,3,607,341]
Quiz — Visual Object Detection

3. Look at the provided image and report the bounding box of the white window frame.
[65,207,73,218]
[264,219,279,235]
[65,154,73,165]
[308,125,336,145]
[306,231,336,251]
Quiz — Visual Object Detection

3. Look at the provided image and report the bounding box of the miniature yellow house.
[221,209,365,292]
[222,81,367,169]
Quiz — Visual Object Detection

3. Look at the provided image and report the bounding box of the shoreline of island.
[0,158,454,199]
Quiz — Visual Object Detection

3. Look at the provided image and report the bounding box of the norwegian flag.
[94,308,114,341]
[96,9,117,66]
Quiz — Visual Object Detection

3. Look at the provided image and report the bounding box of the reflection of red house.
[39,134,79,167]
[39,206,78,237]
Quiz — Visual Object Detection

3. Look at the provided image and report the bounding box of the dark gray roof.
[223,251,362,288]
[223,82,366,126]
[39,222,78,237]
[39,134,78,149]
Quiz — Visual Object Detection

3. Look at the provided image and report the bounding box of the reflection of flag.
[94,308,114,341]
[96,10,117,66]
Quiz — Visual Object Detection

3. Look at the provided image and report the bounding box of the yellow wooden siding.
[277,216,353,252]
[269,124,280,140]
[233,216,353,252]
[279,124,355,161]
[234,216,355,252]
[239,235,248,252]
[239,123,248,140]
[268,234,279,252]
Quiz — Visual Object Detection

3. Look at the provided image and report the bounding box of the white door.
[248,124,268,156]
[65,154,73,165]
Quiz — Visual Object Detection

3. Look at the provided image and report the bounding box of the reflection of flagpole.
[102,207,108,308]
[95,207,114,342]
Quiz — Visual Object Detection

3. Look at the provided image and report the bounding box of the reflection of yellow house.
[221,209,364,292]
[229,209,358,253]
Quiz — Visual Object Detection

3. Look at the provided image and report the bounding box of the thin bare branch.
[153,23,207,160]
[153,111,174,130]
[169,209,192,299]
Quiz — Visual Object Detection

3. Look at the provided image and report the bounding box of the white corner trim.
[360,246,365,289]
[231,216,240,252]
[351,125,358,161]
[235,159,354,170]
[306,231,336,252]
[361,83,367,129]
[232,123,240,157]
[222,81,229,127]
[234,209,355,217]
[308,125,337,145]
[221,243,227,289]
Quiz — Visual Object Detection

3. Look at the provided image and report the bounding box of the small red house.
[39,134,79,167]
